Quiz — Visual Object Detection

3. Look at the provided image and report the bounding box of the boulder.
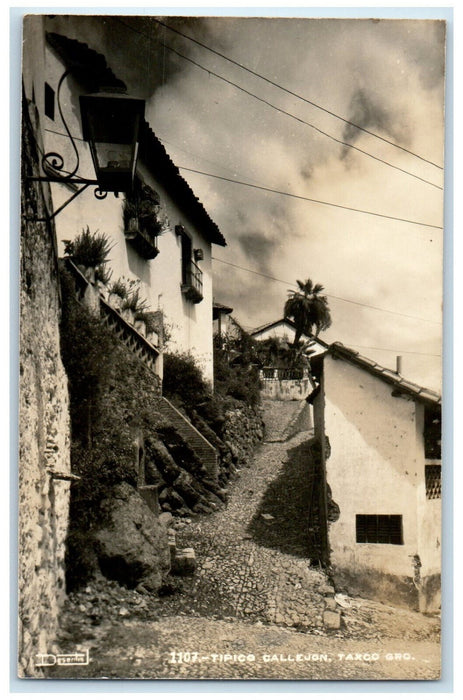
[172,471,202,507]
[148,439,181,481]
[93,482,171,592]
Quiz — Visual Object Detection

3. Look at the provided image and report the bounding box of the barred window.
[356,514,403,545]
[425,464,441,499]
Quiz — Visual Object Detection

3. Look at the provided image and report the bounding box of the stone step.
[171,547,196,576]
[155,397,218,480]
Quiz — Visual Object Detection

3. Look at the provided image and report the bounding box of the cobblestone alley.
[49,400,441,681]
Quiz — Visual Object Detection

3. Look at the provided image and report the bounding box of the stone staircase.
[155,397,218,481]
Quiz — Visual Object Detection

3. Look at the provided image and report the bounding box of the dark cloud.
[236,230,277,272]
[44,14,219,99]
[341,88,406,156]
[43,14,444,389]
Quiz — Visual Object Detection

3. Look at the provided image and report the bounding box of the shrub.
[162,352,212,410]
[59,268,164,588]
[213,337,261,407]
[123,285,149,315]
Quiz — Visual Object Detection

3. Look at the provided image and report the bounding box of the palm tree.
[284,278,332,346]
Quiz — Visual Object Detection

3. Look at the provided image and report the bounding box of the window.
[425,464,441,499]
[356,514,403,545]
[424,405,441,459]
[44,82,55,120]
[177,225,203,303]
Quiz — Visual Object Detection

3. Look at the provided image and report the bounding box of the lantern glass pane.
[94,142,132,171]
[83,99,140,145]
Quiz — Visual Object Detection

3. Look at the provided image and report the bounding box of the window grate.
[425,464,441,499]
[356,514,403,545]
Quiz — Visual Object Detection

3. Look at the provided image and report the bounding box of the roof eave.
[328,342,441,406]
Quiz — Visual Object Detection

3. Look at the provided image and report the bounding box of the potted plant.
[64,227,114,283]
[121,284,148,326]
[108,278,130,312]
[95,265,112,299]
[135,310,162,346]
[123,184,168,259]
[123,200,140,235]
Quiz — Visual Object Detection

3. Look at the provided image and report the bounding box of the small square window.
[356,514,403,545]
[44,82,55,120]
[425,464,441,499]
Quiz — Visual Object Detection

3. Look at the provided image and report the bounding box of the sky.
[46,14,446,391]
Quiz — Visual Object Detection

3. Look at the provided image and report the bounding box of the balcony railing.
[261,367,309,380]
[181,260,203,303]
[124,226,159,260]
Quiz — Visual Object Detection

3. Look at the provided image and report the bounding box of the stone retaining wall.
[19,99,72,676]
[219,404,265,481]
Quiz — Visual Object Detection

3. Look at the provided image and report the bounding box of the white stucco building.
[22,18,226,385]
[311,342,441,612]
[250,317,311,345]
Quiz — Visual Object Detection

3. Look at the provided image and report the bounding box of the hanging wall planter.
[123,182,167,259]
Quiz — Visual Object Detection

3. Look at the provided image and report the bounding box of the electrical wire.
[345,344,441,357]
[116,17,443,190]
[181,167,443,230]
[158,40,442,190]
[211,256,442,325]
[44,125,442,230]
[152,17,443,170]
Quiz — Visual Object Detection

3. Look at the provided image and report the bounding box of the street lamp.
[27,68,145,221]
[80,90,145,194]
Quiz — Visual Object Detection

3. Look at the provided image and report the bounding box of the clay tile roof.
[329,341,441,406]
[139,122,226,246]
[213,301,233,313]
[46,32,126,91]
[358,356,378,368]
[45,32,226,248]
[250,317,297,335]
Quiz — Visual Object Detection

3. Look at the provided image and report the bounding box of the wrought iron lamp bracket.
[26,67,112,221]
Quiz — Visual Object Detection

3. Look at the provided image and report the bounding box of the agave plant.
[109,277,131,300]
[122,285,149,315]
[64,227,114,269]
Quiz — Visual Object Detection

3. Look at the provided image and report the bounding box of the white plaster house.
[213,301,234,338]
[22,19,226,385]
[310,342,441,613]
[250,317,311,345]
[250,319,326,401]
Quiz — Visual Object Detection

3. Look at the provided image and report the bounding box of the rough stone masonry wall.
[219,404,265,482]
[18,99,72,676]
[152,402,264,515]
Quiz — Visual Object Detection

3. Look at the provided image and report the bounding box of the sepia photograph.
[18,12,445,681]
